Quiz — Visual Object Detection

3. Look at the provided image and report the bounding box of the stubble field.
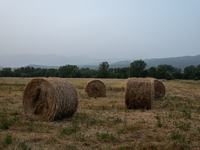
[0,77,200,150]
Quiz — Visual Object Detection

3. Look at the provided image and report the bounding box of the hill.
[145,54,200,70]
[79,55,200,70]
[0,54,200,70]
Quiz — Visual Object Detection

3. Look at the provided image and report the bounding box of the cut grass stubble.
[0,78,200,149]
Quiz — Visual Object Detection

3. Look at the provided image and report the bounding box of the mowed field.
[0,77,200,150]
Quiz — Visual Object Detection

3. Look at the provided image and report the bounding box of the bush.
[194,77,198,81]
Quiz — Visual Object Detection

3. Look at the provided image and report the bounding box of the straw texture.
[85,79,106,97]
[125,78,154,109]
[154,79,165,100]
[23,77,78,121]
[145,77,166,100]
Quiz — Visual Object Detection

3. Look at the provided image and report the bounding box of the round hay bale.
[85,79,106,97]
[125,78,154,109]
[23,77,78,121]
[154,79,165,100]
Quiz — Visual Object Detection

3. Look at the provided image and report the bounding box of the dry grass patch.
[0,78,200,149]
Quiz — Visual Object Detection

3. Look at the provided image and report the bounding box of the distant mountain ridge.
[145,54,200,70]
[79,55,200,70]
[0,54,200,70]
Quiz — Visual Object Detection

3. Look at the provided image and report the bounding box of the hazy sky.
[1,0,200,60]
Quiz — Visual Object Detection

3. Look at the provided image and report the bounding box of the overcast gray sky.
[0,0,200,60]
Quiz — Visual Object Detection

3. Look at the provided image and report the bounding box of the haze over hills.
[145,55,200,70]
[80,55,200,70]
[0,54,124,68]
[0,54,200,71]
[0,54,102,68]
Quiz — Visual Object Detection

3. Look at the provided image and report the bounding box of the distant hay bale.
[23,77,78,121]
[85,79,106,97]
[125,78,154,109]
[154,79,165,100]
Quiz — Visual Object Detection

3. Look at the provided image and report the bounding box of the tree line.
[0,60,200,80]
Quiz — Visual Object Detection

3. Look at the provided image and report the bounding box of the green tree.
[19,66,36,77]
[45,68,57,77]
[158,64,174,73]
[183,65,197,79]
[118,67,129,78]
[13,68,21,77]
[98,62,109,78]
[2,68,13,77]
[20,67,25,73]
[21,73,27,77]
[148,67,157,78]
[196,64,200,79]
[139,69,148,78]
[91,70,98,78]
[108,68,114,73]
[156,68,165,79]
[0,70,3,77]
[108,71,116,78]
[54,70,59,77]
[165,71,174,80]
[33,68,42,77]
[156,64,181,79]
[80,68,93,78]
[40,68,47,77]
[172,68,182,79]
[58,65,79,78]
[71,69,81,78]
[130,59,147,77]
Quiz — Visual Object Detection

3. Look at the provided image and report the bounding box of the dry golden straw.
[23,77,78,121]
[85,79,106,97]
[125,78,154,109]
[154,79,165,100]
[145,77,166,100]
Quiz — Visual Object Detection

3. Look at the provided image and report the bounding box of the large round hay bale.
[154,79,165,100]
[23,77,78,121]
[125,78,154,109]
[85,79,106,97]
